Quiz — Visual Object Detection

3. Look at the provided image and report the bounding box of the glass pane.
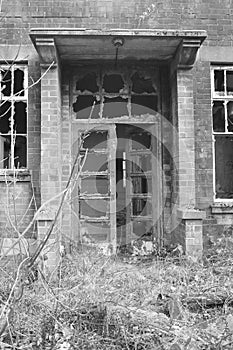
[14,136,27,168]
[76,72,98,93]
[131,132,151,150]
[80,176,109,195]
[73,96,100,119]
[213,101,225,132]
[130,154,151,173]
[1,69,11,96]
[132,198,152,216]
[0,135,10,169]
[227,101,233,132]
[0,101,11,133]
[79,198,109,218]
[226,71,233,94]
[215,135,233,199]
[80,221,110,242]
[81,152,108,172]
[131,95,158,115]
[14,101,27,134]
[214,70,224,92]
[132,176,152,194]
[103,97,128,118]
[132,220,153,238]
[131,72,155,93]
[81,131,108,149]
[103,74,124,93]
[14,68,25,96]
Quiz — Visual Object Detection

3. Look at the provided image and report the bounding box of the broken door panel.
[125,124,160,244]
[132,197,152,217]
[80,176,109,195]
[130,154,152,173]
[79,198,109,219]
[0,69,11,96]
[80,221,110,242]
[81,130,108,149]
[131,176,152,194]
[80,152,108,173]
[75,124,117,251]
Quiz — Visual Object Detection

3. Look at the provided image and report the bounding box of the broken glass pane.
[1,69,11,96]
[79,198,109,218]
[131,72,155,94]
[131,154,152,173]
[76,72,98,93]
[103,97,128,118]
[132,198,152,216]
[213,101,225,132]
[80,176,108,195]
[0,135,10,168]
[227,101,233,132]
[132,220,153,238]
[0,101,11,133]
[14,102,27,133]
[80,152,108,172]
[14,68,24,96]
[73,96,100,119]
[81,130,108,150]
[131,95,158,115]
[80,221,110,242]
[215,135,233,199]
[103,74,124,93]
[131,132,151,150]
[132,176,152,194]
[14,136,27,168]
[214,70,224,92]
[226,71,233,94]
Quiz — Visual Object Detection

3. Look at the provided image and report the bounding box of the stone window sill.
[211,203,233,214]
[0,169,31,182]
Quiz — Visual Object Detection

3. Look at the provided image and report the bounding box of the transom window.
[72,65,159,119]
[212,66,233,199]
[0,64,28,169]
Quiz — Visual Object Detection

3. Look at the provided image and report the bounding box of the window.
[212,67,233,199]
[72,66,159,119]
[0,64,28,169]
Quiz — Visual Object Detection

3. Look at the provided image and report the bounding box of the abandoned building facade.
[1,0,233,266]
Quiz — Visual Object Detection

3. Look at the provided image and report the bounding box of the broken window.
[73,67,159,119]
[0,65,27,169]
[212,67,233,199]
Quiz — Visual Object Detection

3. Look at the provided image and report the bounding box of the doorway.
[73,121,160,252]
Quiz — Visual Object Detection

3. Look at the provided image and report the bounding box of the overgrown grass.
[1,244,233,349]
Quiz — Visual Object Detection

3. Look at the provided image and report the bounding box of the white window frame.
[211,65,233,202]
[0,64,28,170]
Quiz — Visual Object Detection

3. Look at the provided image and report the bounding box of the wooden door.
[73,123,117,253]
[125,124,160,244]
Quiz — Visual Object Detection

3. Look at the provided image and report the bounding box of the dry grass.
[1,244,233,349]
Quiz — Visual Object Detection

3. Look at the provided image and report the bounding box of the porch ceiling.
[30,28,207,67]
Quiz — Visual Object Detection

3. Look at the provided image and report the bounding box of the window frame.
[211,65,233,202]
[0,63,28,171]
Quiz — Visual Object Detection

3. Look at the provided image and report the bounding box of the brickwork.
[1,0,233,259]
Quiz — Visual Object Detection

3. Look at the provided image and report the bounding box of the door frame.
[71,115,162,252]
